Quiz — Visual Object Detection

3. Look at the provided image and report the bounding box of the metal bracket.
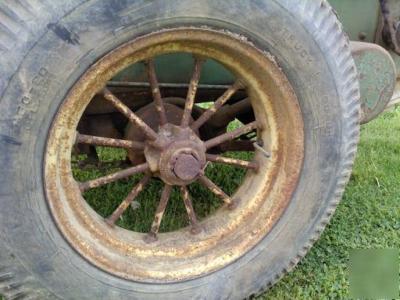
[351,41,397,123]
[253,142,271,158]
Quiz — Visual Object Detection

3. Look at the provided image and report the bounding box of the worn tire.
[0,1,360,299]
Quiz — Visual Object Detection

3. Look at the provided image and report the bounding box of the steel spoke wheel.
[44,29,304,282]
[0,1,361,298]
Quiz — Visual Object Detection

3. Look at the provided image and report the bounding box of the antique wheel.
[45,28,304,282]
[0,1,359,299]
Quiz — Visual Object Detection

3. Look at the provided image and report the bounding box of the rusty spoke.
[198,175,232,205]
[191,79,243,130]
[180,186,201,234]
[206,154,258,170]
[145,184,173,241]
[205,121,259,150]
[106,174,151,226]
[145,59,168,125]
[76,133,145,150]
[79,163,149,192]
[102,88,159,141]
[181,57,206,127]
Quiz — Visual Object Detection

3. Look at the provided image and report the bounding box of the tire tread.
[0,0,361,298]
[250,0,360,297]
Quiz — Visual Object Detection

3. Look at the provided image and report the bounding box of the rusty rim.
[44,28,304,282]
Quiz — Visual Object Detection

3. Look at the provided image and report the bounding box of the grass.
[72,119,251,232]
[258,106,400,299]
[1,107,399,299]
[73,148,250,232]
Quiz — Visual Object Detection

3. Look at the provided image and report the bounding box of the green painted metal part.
[351,42,397,123]
[329,0,380,43]
[111,0,399,124]
[113,53,234,84]
[114,0,398,83]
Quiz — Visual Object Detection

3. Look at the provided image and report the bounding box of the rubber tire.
[0,1,360,299]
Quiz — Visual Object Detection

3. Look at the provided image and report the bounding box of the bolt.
[143,233,158,243]
[173,153,201,181]
[190,225,202,235]
[358,32,367,41]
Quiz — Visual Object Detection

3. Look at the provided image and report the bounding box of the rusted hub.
[173,153,201,181]
[126,102,196,165]
[145,124,206,185]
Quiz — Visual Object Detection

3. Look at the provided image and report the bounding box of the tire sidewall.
[0,1,352,299]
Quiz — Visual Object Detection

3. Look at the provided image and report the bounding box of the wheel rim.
[44,28,304,282]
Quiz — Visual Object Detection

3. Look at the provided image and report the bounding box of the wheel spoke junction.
[73,52,263,240]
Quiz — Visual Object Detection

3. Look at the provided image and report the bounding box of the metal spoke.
[76,133,145,150]
[198,175,232,205]
[205,121,259,150]
[106,174,151,226]
[145,184,173,241]
[145,59,168,125]
[79,163,149,192]
[206,154,258,170]
[181,57,206,127]
[102,88,158,141]
[180,186,201,234]
[191,79,243,130]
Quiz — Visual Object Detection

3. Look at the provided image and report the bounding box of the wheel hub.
[144,124,206,186]
[125,101,197,165]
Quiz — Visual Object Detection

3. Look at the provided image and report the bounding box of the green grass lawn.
[258,106,400,299]
[72,142,252,233]
[1,107,399,299]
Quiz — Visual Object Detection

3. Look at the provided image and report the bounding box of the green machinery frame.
[111,0,400,122]
[330,0,400,74]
